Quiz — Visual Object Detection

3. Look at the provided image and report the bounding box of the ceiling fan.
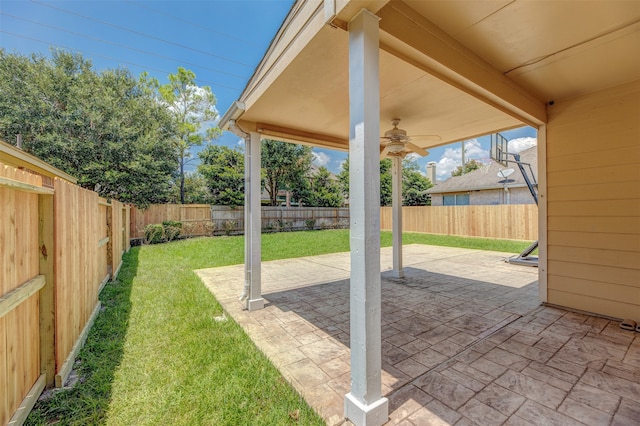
[380,118,441,159]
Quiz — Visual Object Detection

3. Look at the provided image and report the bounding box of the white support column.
[391,154,404,279]
[537,125,548,303]
[345,9,388,426]
[245,131,264,311]
[243,135,252,303]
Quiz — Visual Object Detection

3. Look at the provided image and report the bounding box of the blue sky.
[0,0,536,181]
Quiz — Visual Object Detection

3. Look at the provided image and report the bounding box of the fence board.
[380,205,538,240]
[53,179,103,381]
[0,165,42,426]
[2,160,132,421]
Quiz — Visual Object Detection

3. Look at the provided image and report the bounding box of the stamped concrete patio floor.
[196,245,640,426]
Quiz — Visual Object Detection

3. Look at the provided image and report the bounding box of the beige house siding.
[545,80,640,321]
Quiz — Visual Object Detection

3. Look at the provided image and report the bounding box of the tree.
[339,157,392,206]
[298,167,343,207]
[451,158,482,177]
[261,139,312,206]
[198,145,245,206]
[168,172,212,204]
[0,49,178,206]
[402,157,433,206]
[159,67,221,204]
[338,156,432,206]
[380,158,393,206]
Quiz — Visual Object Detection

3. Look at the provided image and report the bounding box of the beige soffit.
[221,0,638,151]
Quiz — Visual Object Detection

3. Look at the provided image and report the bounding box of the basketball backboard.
[490,133,509,166]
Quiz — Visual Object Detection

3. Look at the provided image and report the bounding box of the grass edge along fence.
[132,204,538,242]
[0,162,130,425]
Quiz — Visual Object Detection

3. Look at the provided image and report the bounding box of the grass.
[26,230,532,425]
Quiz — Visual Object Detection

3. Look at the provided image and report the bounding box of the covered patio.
[197,245,640,425]
[217,1,639,424]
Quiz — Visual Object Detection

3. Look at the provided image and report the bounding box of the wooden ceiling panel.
[242,24,523,150]
[404,0,511,37]
[453,0,640,73]
[507,27,640,102]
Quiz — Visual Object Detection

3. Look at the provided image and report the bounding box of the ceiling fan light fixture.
[384,128,407,140]
[387,140,405,153]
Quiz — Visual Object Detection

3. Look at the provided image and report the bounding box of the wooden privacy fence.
[130,205,350,238]
[130,203,212,239]
[381,205,538,241]
[132,204,536,241]
[0,162,130,425]
[215,206,350,234]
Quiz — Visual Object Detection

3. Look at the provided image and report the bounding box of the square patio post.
[391,154,404,278]
[244,131,264,311]
[344,9,389,426]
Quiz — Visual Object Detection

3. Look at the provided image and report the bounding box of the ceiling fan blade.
[380,144,389,159]
[405,142,429,156]
[410,135,442,143]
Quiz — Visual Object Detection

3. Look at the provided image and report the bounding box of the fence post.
[106,203,113,278]
[38,192,55,387]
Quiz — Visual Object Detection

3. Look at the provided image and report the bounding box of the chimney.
[426,161,437,184]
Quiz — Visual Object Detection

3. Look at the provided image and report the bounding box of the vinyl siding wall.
[545,80,640,321]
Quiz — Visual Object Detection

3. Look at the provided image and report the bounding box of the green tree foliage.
[337,156,432,206]
[451,158,482,177]
[168,172,212,204]
[402,157,433,206]
[380,158,393,206]
[198,145,245,206]
[0,49,177,206]
[298,167,343,207]
[159,67,221,204]
[337,158,392,206]
[261,139,312,206]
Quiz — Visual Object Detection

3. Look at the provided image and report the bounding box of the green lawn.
[26,230,532,425]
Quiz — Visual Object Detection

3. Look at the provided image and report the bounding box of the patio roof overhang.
[220,1,640,424]
[220,0,640,149]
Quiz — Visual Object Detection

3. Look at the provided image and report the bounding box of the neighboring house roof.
[427,146,537,194]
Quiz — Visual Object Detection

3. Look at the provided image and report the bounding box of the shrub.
[203,221,216,236]
[144,224,164,244]
[305,218,316,230]
[263,222,275,232]
[162,220,182,242]
[182,222,195,237]
[222,220,235,236]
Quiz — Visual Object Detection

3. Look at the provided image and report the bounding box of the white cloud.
[404,152,421,162]
[508,137,537,153]
[236,138,245,147]
[312,151,331,167]
[435,139,489,179]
